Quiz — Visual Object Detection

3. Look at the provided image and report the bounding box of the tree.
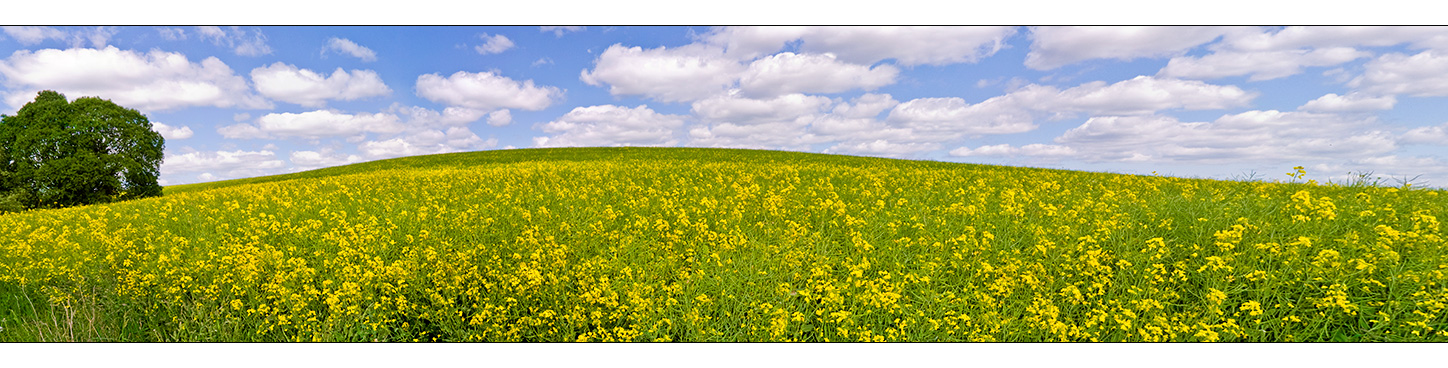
[0,90,164,211]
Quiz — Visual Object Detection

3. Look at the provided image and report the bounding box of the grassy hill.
[2,147,1446,341]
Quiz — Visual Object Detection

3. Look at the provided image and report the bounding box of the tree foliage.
[0,90,164,211]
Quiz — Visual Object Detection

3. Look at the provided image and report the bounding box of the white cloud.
[487,109,512,126]
[1,26,116,48]
[1298,93,1396,112]
[196,26,272,56]
[701,26,1017,66]
[1025,26,1236,70]
[416,70,562,110]
[325,37,378,62]
[534,105,686,147]
[809,93,900,137]
[690,94,907,151]
[152,122,194,140]
[887,97,1039,136]
[289,149,363,170]
[1042,76,1257,115]
[1158,47,1370,81]
[583,27,1013,103]
[884,76,1254,137]
[1054,111,1396,164]
[1219,26,1448,52]
[162,150,286,177]
[475,34,514,55]
[390,104,489,128]
[1403,123,1448,145]
[156,27,186,41]
[250,62,391,107]
[686,122,821,150]
[0,46,271,112]
[692,93,833,125]
[580,44,745,102]
[3,26,68,45]
[233,113,251,122]
[948,143,1076,157]
[824,140,940,158]
[696,26,809,60]
[248,110,404,139]
[1313,155,1448,188]
[737,52,898,98]
[828,92,899,119]
[216,123,267,139]
[1351,51,1448,96]
[540,26,584,37]
[359,127,496,159]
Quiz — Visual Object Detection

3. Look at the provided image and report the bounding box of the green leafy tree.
[0,90,164,211]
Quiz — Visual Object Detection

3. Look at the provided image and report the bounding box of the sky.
[3,26,1448,187]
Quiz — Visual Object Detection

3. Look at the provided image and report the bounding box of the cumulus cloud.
[250,62,391,107]
[949,143,1076,157]
[475,34,514,55]
[824,140,941,158]
[151,122,194,140]
[737,52,898,98]
[2,26,116,47]
[1158,47,1370,81]
[162,150,286,178]
[416,70,562,111]
[325,37,378,62]
[584,27,1012,103]
[487,109,512,126]
[156,27,186,41]
[1156,27,1448,83]
[692,93,833,125]
[0,46,271,112]
[360,127,496,159]
[1026,26,1236,70]
[290,149,363,170]
[685,93,832,149]
[1402,123,1448,145]
[3,26,68,45]
[216,123,267,139]
[701,26,1017,66]
[581,44,744,102]
[540,26,584,37]
[227,110,404,140]
[886,97,1039,136]
[196,26,272,56]
[1312,155,1448,188]
[809,93,900,136]
[885,76,1255,136]
[1298,93,1397,112]
[1042,76,1257,115]
[1054,111,1396,164]
[686,123,821,151]
[691,93,911,151]
[533,105,686,147]
[1351,51,1448,96]
[1219,26,1448,52]
[390,104,489,128]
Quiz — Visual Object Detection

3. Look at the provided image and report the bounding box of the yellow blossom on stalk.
[0,148,1445,342]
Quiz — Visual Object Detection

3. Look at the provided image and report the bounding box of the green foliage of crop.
[2,147,1446,341]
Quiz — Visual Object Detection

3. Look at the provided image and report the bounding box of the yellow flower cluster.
[1,149,1446,341]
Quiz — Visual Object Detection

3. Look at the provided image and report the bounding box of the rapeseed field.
[1,147,1445,341]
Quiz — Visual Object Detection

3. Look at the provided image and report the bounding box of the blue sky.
[3,26,1448,187]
